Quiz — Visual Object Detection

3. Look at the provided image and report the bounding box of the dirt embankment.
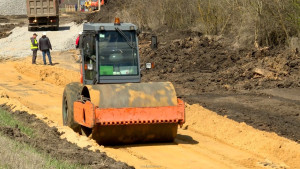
[139,33,300,95]
[184,104,300,169]
[0,24,14,38]
[15,61,80,86]
[0,15,26,39]
[0,104,133,169]
[86,2,300,96]
[87,0,125,23]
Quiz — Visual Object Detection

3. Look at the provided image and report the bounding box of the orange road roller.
[62,18,185,145]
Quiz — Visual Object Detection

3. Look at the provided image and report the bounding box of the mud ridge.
[0,104,134,169]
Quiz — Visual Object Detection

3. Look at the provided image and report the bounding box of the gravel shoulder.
[0,22,82,58]
[0,0,26,15]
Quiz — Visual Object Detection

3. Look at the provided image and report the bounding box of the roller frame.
[73,99,185,129]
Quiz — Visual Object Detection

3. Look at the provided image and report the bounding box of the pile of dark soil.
[87,0,126,23]
[0,17,9,23]
[85,3,300,98]
[0,104,133,169]
[0,16,25,39]
[70,0,123,24]
[0,24,14,38]
[139,32,300,98]
[60,0,78,5]
[64,12,87,24]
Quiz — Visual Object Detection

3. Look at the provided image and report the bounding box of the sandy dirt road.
[0,52,299,169]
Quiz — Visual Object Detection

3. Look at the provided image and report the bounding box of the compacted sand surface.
[0,53,299,169]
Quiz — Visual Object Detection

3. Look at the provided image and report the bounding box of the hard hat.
[79,32,82,35]
[43,32,47,36]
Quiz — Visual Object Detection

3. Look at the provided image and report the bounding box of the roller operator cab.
[81,19,140,84]
[62,18,185,145]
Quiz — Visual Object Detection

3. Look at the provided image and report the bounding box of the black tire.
[62,82,83,133]
[55,18,59,31]
[28,27,32,31]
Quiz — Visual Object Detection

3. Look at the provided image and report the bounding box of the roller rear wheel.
[62,82,83,132]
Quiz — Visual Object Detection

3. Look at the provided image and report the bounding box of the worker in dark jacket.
[39,32,53,65]
[30,33,39,64]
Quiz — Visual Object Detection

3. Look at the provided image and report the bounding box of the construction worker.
[39,32,53,65]
[75,32,82,48]
[76,32,83,62]
[30,33,39,64]
[75,4,78,11]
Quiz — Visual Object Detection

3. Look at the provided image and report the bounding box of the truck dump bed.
[27,0,59,17]
[26,0,59,31]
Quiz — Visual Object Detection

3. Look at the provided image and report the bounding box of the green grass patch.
[0,164,10,169]
[0,134,86,169]
[0,107,87,169]
[0,108,35,137]
[45,158,88,169]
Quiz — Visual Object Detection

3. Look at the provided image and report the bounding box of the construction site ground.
[0,50,299,169]
[0,12,300,169]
